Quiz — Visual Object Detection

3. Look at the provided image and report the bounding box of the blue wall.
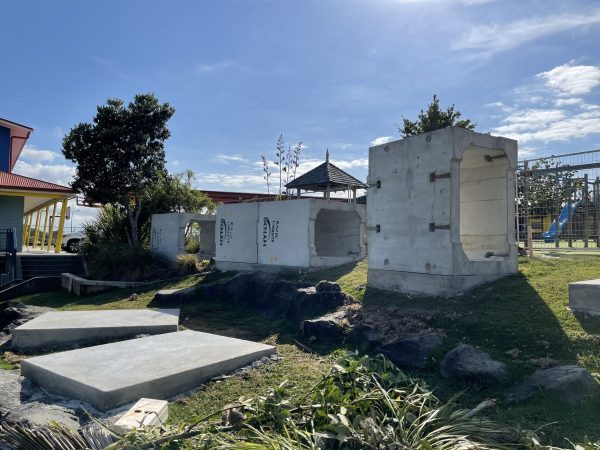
[0,196,24,251]
[0,126,10,172]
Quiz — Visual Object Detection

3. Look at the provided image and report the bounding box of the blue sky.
[2,0,600,225]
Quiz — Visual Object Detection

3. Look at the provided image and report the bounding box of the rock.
[440,344,507,386]
[316,280,341,292]
[506,365,600,406]
[0,302,53,336]
[299,311,347,343]
[154,271,351,325]
[152,285,200,305]
[0,369,82,430]
[351,324,381,348]
[378,334,442,369]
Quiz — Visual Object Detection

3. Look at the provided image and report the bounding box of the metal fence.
[518,149,600,253]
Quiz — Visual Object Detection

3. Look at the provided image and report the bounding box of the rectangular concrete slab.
[21,330,276,411]
[569,279,600,315]
[12,309,180,351]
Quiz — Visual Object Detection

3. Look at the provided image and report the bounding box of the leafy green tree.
[399,95,476,137]
[62,94,175,247]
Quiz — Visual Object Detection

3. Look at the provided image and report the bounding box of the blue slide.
[541,201,580,243]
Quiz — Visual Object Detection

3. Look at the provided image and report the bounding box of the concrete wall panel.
[257,200,310,266]
[216,203,258,264]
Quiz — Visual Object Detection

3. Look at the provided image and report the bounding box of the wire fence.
[518,149,600,253]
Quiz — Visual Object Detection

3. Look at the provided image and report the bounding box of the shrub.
[184,238,200,254]
[175,253,200,275]
[85,241,171,281]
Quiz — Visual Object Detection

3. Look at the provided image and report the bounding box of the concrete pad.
[114,398,168,431]
[569,279,600,315]
[12,309,180,351]
[21,330,276,411]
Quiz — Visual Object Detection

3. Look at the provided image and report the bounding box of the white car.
[61,231,86,253]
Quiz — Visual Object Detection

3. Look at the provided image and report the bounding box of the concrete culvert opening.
[315,209,361,257]
[459,148,510,261]
[185,221,201,254]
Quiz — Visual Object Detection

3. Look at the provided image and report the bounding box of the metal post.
[54,199,68,253]
[567,180,573,248]
[23,213,31,248]
[595,178,600,247]
[33,210,42,249]
[523,161,533,256]
[583,174,589,248]
[555,176,561,248]
[40,205,50,249]
[47,201,57,252]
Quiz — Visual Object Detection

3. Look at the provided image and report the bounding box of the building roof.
[0,117,33,172]
[202,190,278,204]
[285,151,367,191]
[0,171,74,194]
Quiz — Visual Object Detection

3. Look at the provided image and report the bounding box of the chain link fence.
[518,149,600,253]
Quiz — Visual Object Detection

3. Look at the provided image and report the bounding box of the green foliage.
[175,253,201,275]
[521,157,582,216]
[399,94,476,138]
[62,93,175,246]
[84,241,171,281]
[95,354,537,449]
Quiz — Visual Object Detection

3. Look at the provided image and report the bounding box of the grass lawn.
[2,257,600,446]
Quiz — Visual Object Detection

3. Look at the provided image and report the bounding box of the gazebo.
[285,150,367,202]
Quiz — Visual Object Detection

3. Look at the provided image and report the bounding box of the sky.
[2,0,600,227]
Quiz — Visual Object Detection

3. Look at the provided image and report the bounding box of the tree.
[62,94,175,247]
[399,95,476,138]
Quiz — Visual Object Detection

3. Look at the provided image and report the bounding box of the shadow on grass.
[359,271,600,444]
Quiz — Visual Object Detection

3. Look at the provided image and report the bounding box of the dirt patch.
[347,305,444,345]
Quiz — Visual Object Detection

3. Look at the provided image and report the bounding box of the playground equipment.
[541,201,581,243]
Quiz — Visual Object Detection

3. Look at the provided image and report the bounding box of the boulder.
[299,311,347,343]
[506,365,600,406]
[440,344,507,386]
[152,285,199,305]
[379,334,442,369]
[316,280,341,292]
[351,324,382,349]
[0,302,53,336]
[153,271,351,325]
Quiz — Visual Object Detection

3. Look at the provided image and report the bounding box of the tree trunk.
[126,201,142,249]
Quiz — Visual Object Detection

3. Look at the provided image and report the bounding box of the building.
[0,117,74,255]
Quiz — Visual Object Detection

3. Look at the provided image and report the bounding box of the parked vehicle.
[61,231,85,253]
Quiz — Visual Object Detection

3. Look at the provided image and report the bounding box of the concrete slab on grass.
[21,330,276,411]
[569,279,600,315]
[12,309,180,351]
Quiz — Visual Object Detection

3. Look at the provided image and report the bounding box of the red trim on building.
[0,171,74,193]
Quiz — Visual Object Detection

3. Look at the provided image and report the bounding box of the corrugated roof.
[285,160,367,191]
[0,171,74,193]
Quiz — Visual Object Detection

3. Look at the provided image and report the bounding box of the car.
[61,231,85,253]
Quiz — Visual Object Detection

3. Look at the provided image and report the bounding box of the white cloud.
[554,98,583,107]
[215,154,249,164]
[453,9,600,55]
[494,110,600,143]
[196,60,236,73]
[519,147,537,158]
[370,136,395,146]
[538,63,600,96]
[490,61,600,144]
[13,160,75,186]
[19,145,60,163]
[494,109,566,134]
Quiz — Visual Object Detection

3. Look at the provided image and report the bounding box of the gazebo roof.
[285,151,367,192]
